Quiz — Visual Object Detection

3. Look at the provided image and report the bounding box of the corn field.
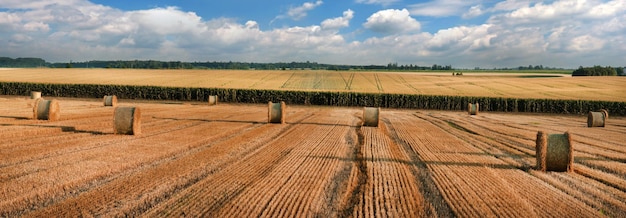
[1,82,624,115]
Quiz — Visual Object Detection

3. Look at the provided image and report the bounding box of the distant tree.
[572,66,617,76]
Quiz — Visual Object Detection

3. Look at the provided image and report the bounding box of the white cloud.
[462,5,484,19]
[321,9,354,30]
[491,0,535,12]
[363,9,420,34]
[409,0,479,17]
[23,21,50,32]
[355,0,399,6]
[1,0,625,68]
[286,0,323,21]
[0,0,83,9]
[568,35,605,52]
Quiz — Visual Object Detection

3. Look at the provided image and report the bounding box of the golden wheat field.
[1,68,625,102]
[1,95,626,217]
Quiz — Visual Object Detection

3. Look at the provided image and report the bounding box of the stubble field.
[1,94,625,217]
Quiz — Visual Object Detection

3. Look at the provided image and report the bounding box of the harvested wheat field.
[1,68,625,102]
[1,95,625,217]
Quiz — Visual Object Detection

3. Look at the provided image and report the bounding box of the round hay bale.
[103,95,118,107]
[600,109,609,119]
[535,131,547,171]
[536,131,573,172]
[33,98,60,121]
[363,107,380,127]
[468,103,479,115]
[268,101,286,124]
[587,111,605,127]
[208,95,218,106]
[113,107,141,135]
[30,91,42,99]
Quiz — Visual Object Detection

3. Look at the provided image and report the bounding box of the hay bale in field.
[535,131,573,172]
[600,109,609,119]
[103,95,118,107]
[208,95,218,106]
[114,107,141,135]
[587,110,607,127]
[468,103,479,115]
[30,91,41,99]
[268,101,286,124]
[535,131,548,171]
[33,98,60,121]
[363,107,380,127]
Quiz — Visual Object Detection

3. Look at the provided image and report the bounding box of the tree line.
[1,57,452,71]
[0,57,47,68]
[572,66,623,76]
[2,57,623,74]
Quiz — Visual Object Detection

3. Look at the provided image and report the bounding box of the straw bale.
[114,107,141,135]
[363,107,380,127]
[536,131,573,172]
[103,95,118,107]
[208,95,218,106]
[468,103,479,115]
[587,111,605,127]
[268,101,285,124]
[33,98,60,121]
[30,91,41,99]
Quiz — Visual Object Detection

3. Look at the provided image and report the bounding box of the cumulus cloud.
[409,0,479,17]
[462,5,484,19]
[321,9,354,30]
[1,0,625,68]
[363,9,420,34]
[286,0,323,21]
[491,0,535,12]
[355,0,399,6]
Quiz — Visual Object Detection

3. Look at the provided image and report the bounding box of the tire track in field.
[339,72,355,90]
[350,122,426,217]
[374,73,383,92]
[382,117,454,217]
[395,74,421,94]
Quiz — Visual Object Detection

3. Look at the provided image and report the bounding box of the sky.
[1,0,625,68]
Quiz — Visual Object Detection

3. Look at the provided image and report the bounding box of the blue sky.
[1,0,625,68]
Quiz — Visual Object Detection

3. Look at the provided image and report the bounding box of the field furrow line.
[3,120,255,216]
[0,118,195,170]
[482,113,626,155]
[384,111,597,217]
[18,118,291,217]
[532,171,626,217]
[413,112,535,169]
[574,165,626,193]
[231,120,347,217]
[553,173,626,216]
[139,112,316,217]
[291,125,349,215]
[429,113,536,155]
[381,114,454,217]
[349,121,424,217]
